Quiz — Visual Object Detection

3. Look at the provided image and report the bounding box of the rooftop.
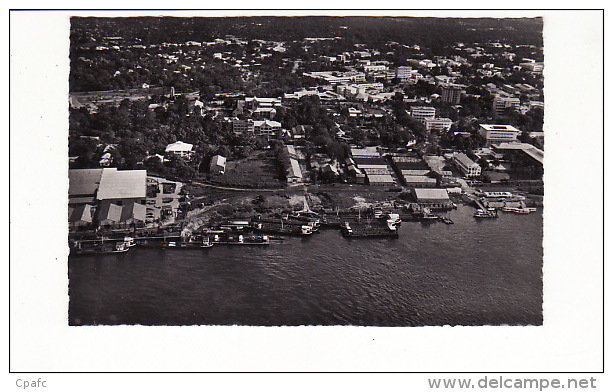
[479,124,521,132]
[69,168,104,197]
[413,188,450,200]
[165,141,194,152]
[97,168,147,200]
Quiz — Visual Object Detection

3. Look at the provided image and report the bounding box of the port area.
[69,182,541,253]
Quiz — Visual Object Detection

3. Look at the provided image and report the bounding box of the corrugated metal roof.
[120,202,147,222]
[454,153,478,168]
[413,188,450,200]
[68,204,93,223]
[289,159,302,178]
[367,174,395,183]
[98,202,123,223]
[69,169,103,197]
[97,168,146,200]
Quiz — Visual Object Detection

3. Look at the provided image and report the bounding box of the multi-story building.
[409,106,436,123]
[363,64,388,73]
[244,96,282,110]
[441,84,464,104]
[424,117,453,132]
[253,120,281,136]
[452,153,482,178]
[478,124,522,146]
[232,118,255,134]
[493,94,521,116]
[520,61,544,73]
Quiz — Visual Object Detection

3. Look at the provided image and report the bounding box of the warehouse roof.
[69,169,103,197]
[367,174,395,183]
[412,188,450,201]
[97,168,147,200]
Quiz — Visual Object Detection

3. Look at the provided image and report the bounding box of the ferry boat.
[211,233,270,245]
[163,235,213,249]
[70,240,130,255]
[502,207,537,214]
[474,209,498,219]
[341,222,399,238]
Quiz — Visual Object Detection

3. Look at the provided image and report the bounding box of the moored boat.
[474,209,498,219]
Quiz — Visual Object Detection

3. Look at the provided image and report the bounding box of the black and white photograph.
[66,14,546,327]
[9,8,605,378]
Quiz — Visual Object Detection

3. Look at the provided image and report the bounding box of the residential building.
[210,155,227,175]
[478,124,522,146]
[453,153,482,177]
[165,141,194,159]
[292,125,312,139]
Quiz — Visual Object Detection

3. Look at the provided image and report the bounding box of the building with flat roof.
[232,118,255,134]
[409,106,436,123]
[441,84,464,104]
[493,94,520,117]
[479,124,522,146]
[424,117,453,132]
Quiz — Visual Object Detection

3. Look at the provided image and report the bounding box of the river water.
[68,205,543,326]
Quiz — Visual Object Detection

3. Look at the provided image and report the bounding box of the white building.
[452,153,481,178]
[165,141,194,159]
[409,106,436,123]
[210,155,227,175]
[424,118,453,132]
[478,124,522,146]
[253,120,281,136]
[493,94,521,116]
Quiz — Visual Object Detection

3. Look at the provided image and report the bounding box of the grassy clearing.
[209,150,284,189]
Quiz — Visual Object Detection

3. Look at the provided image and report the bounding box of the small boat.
[123,236,137,247]
[440,216,454,224]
